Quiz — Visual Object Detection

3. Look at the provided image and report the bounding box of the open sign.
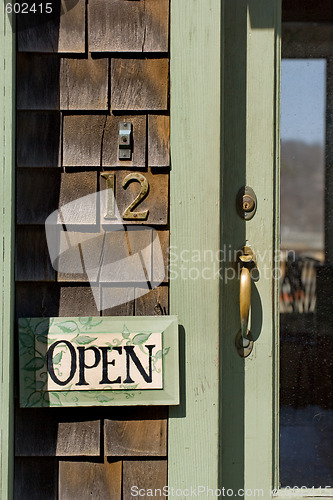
[19,316,179,407]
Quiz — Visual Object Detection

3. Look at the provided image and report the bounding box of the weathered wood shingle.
[101,286,135,315]
[17,169,98,224]
[17,54,60,110]
[57,233,104,283]
[100,229,153,282]
[17,168,61,224]
[123,460,167,500]
[111,59,169,111]
[17,112,61,167]
[59,460,122,499]
[15,283,101,316]
[63,115,106,166]
[135,286,169,315]
[17,1,85,53]
[88,0,169,53]
[58,286,100,316]
[16,283,60,317]
[60,57,109,110]
[148,115,170,167]
[104,407,167,456]
[14,458,58,499]
[153,230,169,283]
[15,226,56,281]
[58,171,98,224]
[15,408,101,456]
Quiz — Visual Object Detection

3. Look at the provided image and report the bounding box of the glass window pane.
[279,58,333,487]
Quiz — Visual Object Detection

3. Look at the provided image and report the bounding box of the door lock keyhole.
[236,186,257,220]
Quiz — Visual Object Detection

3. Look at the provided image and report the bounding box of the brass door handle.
[236,246,256,355]
[240,266,251,341]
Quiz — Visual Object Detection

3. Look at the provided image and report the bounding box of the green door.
[169,0,281,496]
[221,1,281,496]
[170,0,333,498]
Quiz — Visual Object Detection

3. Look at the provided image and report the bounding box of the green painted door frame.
[169,0,222,491]
[169,0,281,497]
[0,6,15,500]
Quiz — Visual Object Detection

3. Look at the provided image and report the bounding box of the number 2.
[122,173,149,220]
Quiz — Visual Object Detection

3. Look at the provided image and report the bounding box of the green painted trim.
[169,0,221,492]
[0,7,15,500]
[220,0,281,497]
[19,316,179,407]
[273,0,282,490]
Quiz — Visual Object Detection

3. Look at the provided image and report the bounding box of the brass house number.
[101,172,150,221]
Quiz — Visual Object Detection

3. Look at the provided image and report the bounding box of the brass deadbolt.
[236,186,257,220]
[242,195,255,212]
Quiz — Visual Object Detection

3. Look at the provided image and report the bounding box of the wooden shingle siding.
[17,112,61,167]
[104,407,167,457]
[58,286,101,316]
[17,1,86,53]
[17,54,60,110]
[58,460,122,499]
[15,0,170,496]
[14,458,58,499]
[135,286,169,316]
[16,283,62,318]
[15,226,56,281]
[63,115,106,167]
[101,286,135,316]
[16,168,61,224]
[148,115,170,167]
[111,59,169,110]
[55,420,101,456]
[100,229,153,283]
[16,283,102,317]
[58,171,98,224]
[88,0,169,53]
[153,230,169,283]
[17,169,98,225]
[143,0,170,52]
[15,408,101,456]
[60,57,109,111]
[122,460,168,500]
[57,235,103,283]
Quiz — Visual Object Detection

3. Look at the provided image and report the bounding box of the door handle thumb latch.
[236,246,256,357]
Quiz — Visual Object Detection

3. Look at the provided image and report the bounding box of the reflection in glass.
[280,59,333,487]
